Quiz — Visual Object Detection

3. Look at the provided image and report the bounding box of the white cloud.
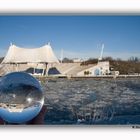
[1,46,139,61]
[103,51,140,60]
[55,50,99,60]
[55,49,140,60]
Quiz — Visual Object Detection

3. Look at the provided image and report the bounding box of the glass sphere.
[0,72,44,124]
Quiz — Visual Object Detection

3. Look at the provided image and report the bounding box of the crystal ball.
[0,72,44,124]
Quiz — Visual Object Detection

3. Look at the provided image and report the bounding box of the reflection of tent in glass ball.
[0,72,44,124]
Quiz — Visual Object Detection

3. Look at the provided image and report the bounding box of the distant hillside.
[110,60,140,74]
[81,57,140,75]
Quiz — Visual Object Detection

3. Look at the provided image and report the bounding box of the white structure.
[2,43,59,64]
[110,71,120,76]
[77,61,110,76]
[73,58,83,63]
[1,43,59,75]
[77,44,110,76]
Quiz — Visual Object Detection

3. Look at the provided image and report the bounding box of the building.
[73,58,83,63]
[1,43,59,76]
[0,43,114,77]
[77,61,110,76]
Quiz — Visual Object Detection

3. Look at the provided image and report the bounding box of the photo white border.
[0,0,140,140]
[0,0,140,14]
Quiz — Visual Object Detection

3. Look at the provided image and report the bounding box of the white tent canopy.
[2,43,59,64]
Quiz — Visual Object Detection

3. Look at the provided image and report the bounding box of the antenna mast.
[60,49,63,63]
[98,43,104,61]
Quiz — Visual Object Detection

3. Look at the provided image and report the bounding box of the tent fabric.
[2,44,59,64]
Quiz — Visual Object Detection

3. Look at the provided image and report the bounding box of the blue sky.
[0,15,140,60]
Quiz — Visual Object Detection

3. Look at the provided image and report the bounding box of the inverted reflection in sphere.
[0,72,44,124]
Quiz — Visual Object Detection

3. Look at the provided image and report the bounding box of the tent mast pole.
[46,63,49,76]
[33,65,36,75]
[42,67,45,76]
[15,63,18,72]
[61,49,63,63]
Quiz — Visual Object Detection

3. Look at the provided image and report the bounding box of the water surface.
[43,78,140,125]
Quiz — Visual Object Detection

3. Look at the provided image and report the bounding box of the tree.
[0,57,4,63]
[128,56,139,62]
[62,58,73,63]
